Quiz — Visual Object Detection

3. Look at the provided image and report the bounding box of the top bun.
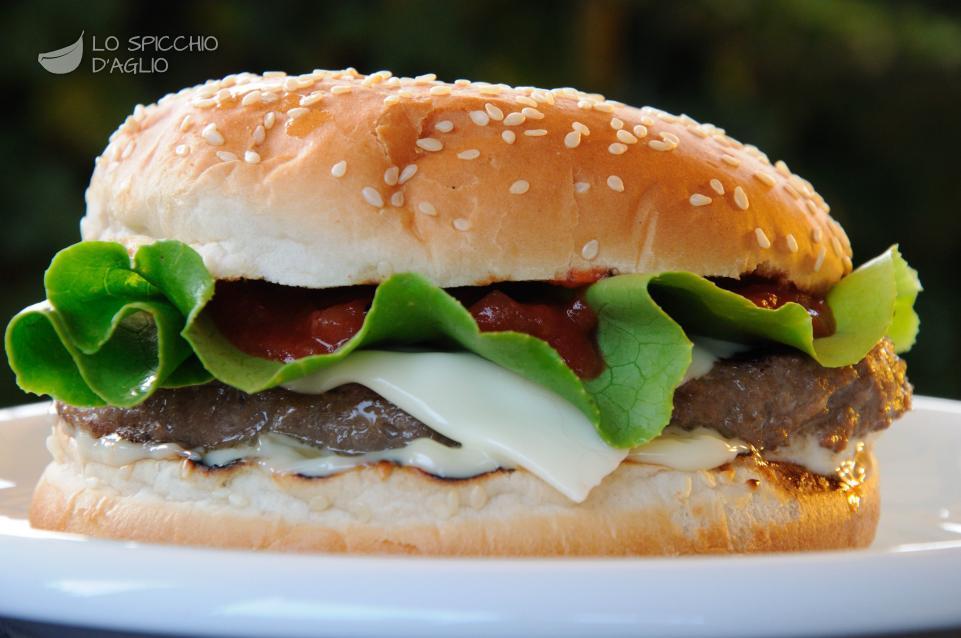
[82,68,852,292]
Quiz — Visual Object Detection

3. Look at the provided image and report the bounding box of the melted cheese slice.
[283,351,626,502]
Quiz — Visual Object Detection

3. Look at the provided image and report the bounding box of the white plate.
[0,398,959,637]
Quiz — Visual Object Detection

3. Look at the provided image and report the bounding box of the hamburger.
[5,68,920,555]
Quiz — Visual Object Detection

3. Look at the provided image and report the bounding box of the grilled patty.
[58,339,910,456]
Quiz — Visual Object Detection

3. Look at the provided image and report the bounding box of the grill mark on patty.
[58,339,911,457]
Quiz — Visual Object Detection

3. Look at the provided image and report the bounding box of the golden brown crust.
[30,425,878,555]
[82,69,851,293]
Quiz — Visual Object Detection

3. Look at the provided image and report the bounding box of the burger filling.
[7,240,921,503]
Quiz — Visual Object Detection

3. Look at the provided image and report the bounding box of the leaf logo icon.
[38,32,84,74]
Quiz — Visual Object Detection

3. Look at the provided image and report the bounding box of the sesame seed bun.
[31,423,878,555]
[81,68,852,292]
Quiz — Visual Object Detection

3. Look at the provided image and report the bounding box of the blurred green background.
[1,0,959,405]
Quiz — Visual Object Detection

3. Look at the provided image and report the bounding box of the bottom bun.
[31,425,878,555]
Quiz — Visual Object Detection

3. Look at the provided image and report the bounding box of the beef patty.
[58,339,911,456]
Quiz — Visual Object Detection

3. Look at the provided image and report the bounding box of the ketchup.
[466,290,604,378]
[208,280,605,378]
[207,274,834,379]
[718,278,836,338]
[209,281,373,362]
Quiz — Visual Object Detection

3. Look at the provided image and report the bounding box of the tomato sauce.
[208,274,835,380]
[209,280,606,379]
[717,277,836,338]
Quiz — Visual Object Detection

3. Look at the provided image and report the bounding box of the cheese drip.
[283,350,626,501]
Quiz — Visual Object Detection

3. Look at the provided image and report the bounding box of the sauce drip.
[209,280,605,378]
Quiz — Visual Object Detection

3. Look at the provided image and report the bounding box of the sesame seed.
[414,73,437,83]
[509,179,530,195]
[564,131,581,148]
[574,181,591,193]
[616,129,638,144]
[610,117,624,130]
[454,79,470,86]
[418,201,437,216]
[469,111,490,126]
[434,120,454,134]
[660,131,680,145]
[175,144,190,156]
[503,112,526,126]
[521,107,545,120]
[814,247,826,272]
[515,95,538,107]
[398,89,414,99]
[607,175,625,192]
[710,179,725,195]
[399,164,418,184]
[263,112,276,130]
[812,226,823,242]
[331,160,347,177]
[263,71,286,78]
[179,115,193,132]
[532,90,554,105]
[786,233,799,253]
[843,255,853,271]
[251,125,266,146]
[641,115,655,126]
[287,107,309,120]
[416,138,443,152]
[260,91,279,103]
[690,126,710,138]
[121,141,135,159]
[577,100,594,110]
[593,102,615,113]
[831,236,842,256]
[608,142,628,155]
[784,183,801,199]
[484,103,504,121]
[501,130,516,144]
[572,121,590,136]
[648,140,674,151]
[331,85,352,95]
[300,91,324,107]
[244,150,261,164]
[383,95,400,106]
[241,91,262,106]
[216,151,238,162]
[362,187,384,208]
[775,160,790,176]
[429,85,452,96]
[457,149,481,160]
[201,123,225,146]
[384,166,400,185]
[390,192,405,207]
[690,193,712,207]
[754,171,776,187]
[734,186,750,210]
[721,154,741,167]
[453,218,471,231]
[632,124,648,138]
[581,239,600,260]
[192,97,217,109]
[806,200,820,216]
[477,85,501,96]
[754,227,772,249]
[525,129,548,137]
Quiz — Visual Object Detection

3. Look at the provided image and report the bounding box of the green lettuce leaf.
[4,240,920,447]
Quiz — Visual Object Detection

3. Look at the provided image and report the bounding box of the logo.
[38,31,84,74]
[38,32,218,75]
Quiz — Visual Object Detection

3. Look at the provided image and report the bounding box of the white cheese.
[282,350,626,502]
[628,426,749,471]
